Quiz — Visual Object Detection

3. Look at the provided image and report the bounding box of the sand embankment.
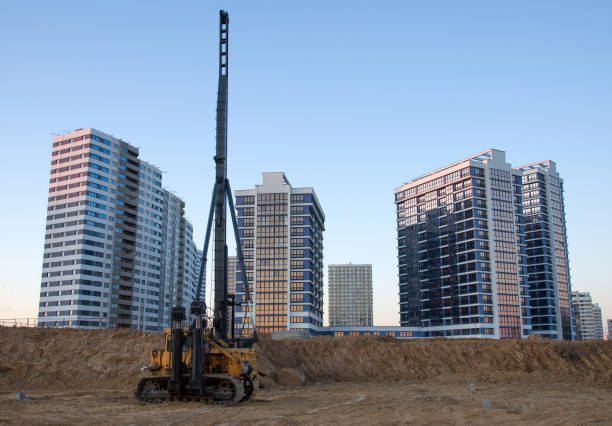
[1,327,611,392]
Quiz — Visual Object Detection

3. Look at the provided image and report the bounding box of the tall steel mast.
[213,9,230,339]
[140,10,258,405]
[193,10,254,344]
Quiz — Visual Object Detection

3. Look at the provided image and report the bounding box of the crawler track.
[136,375,246,405]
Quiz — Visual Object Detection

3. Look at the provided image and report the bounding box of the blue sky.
[0,1,610,326]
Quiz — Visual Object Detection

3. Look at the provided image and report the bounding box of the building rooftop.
[394,148,508,193]
[329,264,372,267]
[236,172,325,221]
[513,160,557,173]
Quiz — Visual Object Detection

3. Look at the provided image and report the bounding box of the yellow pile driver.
[136,10,258,404]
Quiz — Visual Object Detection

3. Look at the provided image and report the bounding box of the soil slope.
[257,334,612,387]
[1,327,611,392]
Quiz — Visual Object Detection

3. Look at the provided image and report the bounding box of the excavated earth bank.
[1,327,611,392]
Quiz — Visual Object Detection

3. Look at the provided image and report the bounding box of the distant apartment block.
[395,149,534,339]
[328,264,373,327]
[181,220,200,309]
[607,319,612,340]
[514,161,574,340]
[572,291,604,340]
[160,191,182,325]
[233,173,325,334]
[394,149,578,340]
[227,256,237,294]
[395,149,579,340]
[593,304,603,340]
[39,128,200,331]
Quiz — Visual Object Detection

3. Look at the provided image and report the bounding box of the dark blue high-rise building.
[515,161,574,340]
[395,149,574,340]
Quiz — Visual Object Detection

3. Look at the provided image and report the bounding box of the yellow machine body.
[149,328,257,380]
[136,327,258,403]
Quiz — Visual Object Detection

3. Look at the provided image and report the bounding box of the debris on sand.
[277,367,305,387]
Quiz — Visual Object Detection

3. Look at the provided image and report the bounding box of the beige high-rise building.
[227,256,237,294]
[328,264,373,327]
[234,172,325,334]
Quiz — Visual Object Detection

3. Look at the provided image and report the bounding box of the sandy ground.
[2,382,611,425]
[3,328,612,424]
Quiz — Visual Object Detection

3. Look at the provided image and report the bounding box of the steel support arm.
[195,182,218,300]
[225,179,252,302]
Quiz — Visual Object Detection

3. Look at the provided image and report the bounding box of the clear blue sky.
[0,1,610,327]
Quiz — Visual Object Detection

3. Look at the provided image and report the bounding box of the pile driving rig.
[136,10,258,404]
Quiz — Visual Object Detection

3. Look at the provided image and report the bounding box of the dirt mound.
[255,335,612,386]
[0,327,162,391]
[1,327,611,392]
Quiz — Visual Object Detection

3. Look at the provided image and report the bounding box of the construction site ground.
[1,327,611,425]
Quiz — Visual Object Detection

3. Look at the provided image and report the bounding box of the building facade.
[131,159,165,331]
[328,264,373,327]
[593,304,603,340]
[233,172,324,334]
[572,291,604,340]
[39,128,199,331]
[181,221,200,308]
[160,190,183,326]
[395,149,532,338]
[515,161,574,340]
[227,256,237,294]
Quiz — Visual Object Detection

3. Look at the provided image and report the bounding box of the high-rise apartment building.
[328,264,373,327]
[395,149,532,338]
[227,256,237,294]
[132,158,165,331]
[607,319,612,340]
[39,128,199,331]
[182,220,200,307]
[593,304,603,340]
[225,256,237,335]
[160,191,184,325]
[572,291,604,340]
[514,161,574,340]
[233,173,324,334]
